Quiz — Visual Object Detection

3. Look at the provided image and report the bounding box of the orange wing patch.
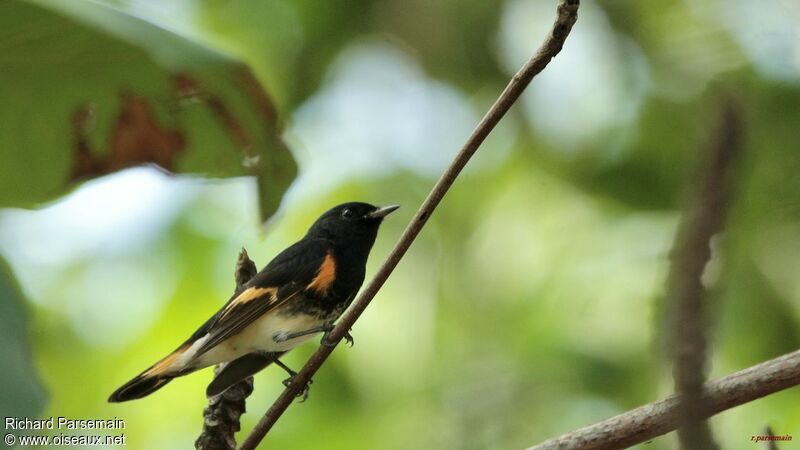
[219,286,276,319]
[307,252,336,294]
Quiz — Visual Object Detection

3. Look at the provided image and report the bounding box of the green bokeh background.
[1,0,799,449]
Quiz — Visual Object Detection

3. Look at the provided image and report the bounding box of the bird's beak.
[365,204,400,220]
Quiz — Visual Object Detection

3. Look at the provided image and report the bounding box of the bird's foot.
[343,330,354,347]
[272,355,313,401]
[282,374,313,402]
[321,326,354,348]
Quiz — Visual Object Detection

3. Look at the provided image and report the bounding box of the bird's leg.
[272,323,334,343]
[272,358,296,377]
[273,358,313,402]
[272,323,355,347]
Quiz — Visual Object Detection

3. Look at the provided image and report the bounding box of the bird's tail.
[108,373,174,402]
[108,344,191,402]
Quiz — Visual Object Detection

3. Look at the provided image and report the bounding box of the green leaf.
[0,0,296,221]
[0,255,47,419]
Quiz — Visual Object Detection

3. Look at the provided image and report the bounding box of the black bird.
[109,202,398,402]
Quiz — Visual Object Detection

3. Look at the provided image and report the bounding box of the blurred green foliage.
[0,0,295,220]
[1,0,799,449]
[0,257,46,426]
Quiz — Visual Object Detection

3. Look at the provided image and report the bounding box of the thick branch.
[526,349,800,450]
[238,1,580,449]
[666,101,743,449]
[195,249,258,450]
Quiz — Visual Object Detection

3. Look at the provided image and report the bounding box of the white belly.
[179,312,325,370]
[234,311,324,353]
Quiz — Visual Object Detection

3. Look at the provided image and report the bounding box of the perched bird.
[109,202,398,402]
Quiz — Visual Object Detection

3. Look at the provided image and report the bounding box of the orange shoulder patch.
[307,252,336,294]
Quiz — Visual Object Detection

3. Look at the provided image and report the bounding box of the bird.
[108,202,398,403]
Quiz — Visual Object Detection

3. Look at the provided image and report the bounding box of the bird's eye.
[341,208,354,220]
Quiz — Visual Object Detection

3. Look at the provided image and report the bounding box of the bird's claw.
[282,375,313,402]
[343,330,355,347]
[321,327,354,348]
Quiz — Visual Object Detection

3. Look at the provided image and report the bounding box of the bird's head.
[306,202,399,247]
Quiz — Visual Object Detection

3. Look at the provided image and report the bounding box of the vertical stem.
[666,101,743,450]
[195,249,258,450]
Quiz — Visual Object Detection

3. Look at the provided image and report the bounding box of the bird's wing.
[192,239,332,358]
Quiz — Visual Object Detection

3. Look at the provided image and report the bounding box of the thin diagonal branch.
[238,1,580,448]
[666,101,743,449]
[195,249,258,450]
[526,349,800,450]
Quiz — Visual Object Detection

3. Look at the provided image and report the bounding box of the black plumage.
[109,202,397,403]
